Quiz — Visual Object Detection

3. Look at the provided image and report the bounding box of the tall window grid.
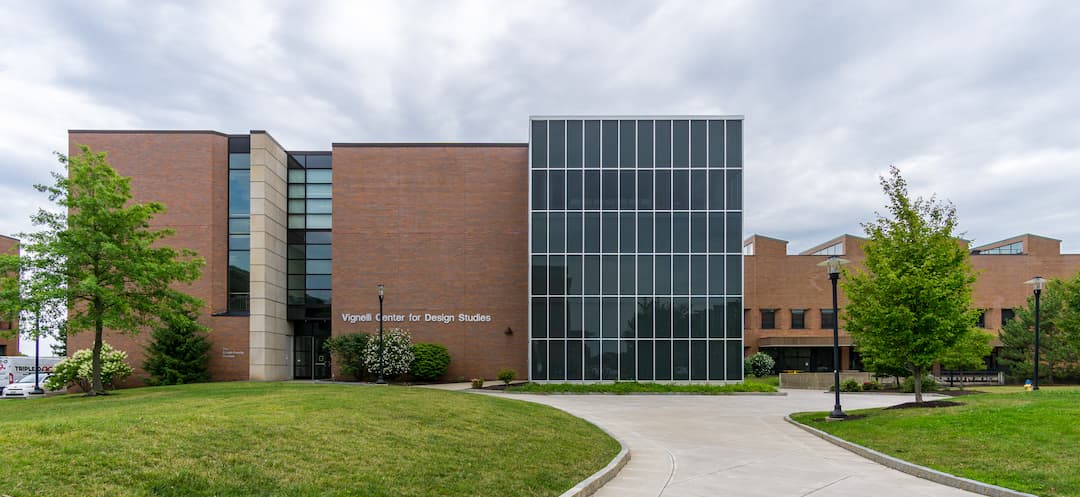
[529,117,744,381]
[286,153,333,321]
[227,136,251,313]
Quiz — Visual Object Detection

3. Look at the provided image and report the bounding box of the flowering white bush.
[363,328,414,378]
[744,352,776,378]
[44,343,134,391]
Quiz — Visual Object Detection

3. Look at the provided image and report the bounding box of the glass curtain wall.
[227,136,251,313]
[529,117,744,381]
[287,153,333,379]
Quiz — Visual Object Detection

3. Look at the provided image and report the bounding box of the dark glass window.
[532,341,546,379]
[566,170,583,210]
[601,171,618,210]
[531,171,547,210]
[567,298,583,338]
[761,309,776,329]
[791,309,806,329]
[532,298,547,338]
[548,255,565,296]
[655,256,672,294]
[691,213,707,253]
[727,170,742,209]
[726,120,742,167]
[566,212,582,253]
[672,120,689,167]
[620,340,636,380]
[566,255,583,295]
[727,255,741,293]
[601,120,618,168]
[620,171,635,210]
[637,213,653,253]
[620,213,635,252]
[585,120,600,168]
[584,340,600,379]
[673,298,689,338]
[549,298,565,337]
[549,120,565,168]
[638,255,653,294]
[584,298,600,337]
[620,255,635,295]
[709,340,725,380]
[584,170,600,210]
[548,340,565,380]
[656,297,672,338]
[637,120,654,167]
[655,340,672,380]
[673,340,690,380]
[975,309,986,328]
[691,255,707,294]
[673,256,689,295]
[727,340,742,379]
[228,136,251,154]
[709,255,724,295]
[531,213,546,253]
[655,120,671,167]
[708,120,725,167]
[709,213,724,253]
[602,340,618,380]
[1001,308,1015,326]
[567,339,583,379]
[637,298,654,338]
[673,213,689,253]
[709,298,724,338]
[229,170,250,216]
[637,170,653,210]
[655,171,672,210]
[549,212,565,253]
[820,309,836,329]
[726,213,742,253]
[691,120,707,167]
[601,212,618,253]
[691,170,707,210]
[620,120,636,167]
[584,255,600,295]
[602,297,618,337]
[601,255,618,295]
[531,256,547,295]
[548,171,565,210]
[672,170,690,210]
[567,120,583,168]
[620,297,636,338]
[655,213,671,253]
[727,298,742,338]
[709,170,724,210]
[692,339,707,380]
[638,339,654,380]
[531,120,547,168]
[584,213,600,253]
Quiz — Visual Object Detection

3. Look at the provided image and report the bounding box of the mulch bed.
[885,400,963,409]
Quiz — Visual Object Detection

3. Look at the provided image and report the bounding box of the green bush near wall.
[410,343,451,381]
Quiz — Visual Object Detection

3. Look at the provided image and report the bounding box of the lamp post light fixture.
[376,284,386,385]
[1025,276,1045,391]
[32,303,44,395]
[817,256,850,419]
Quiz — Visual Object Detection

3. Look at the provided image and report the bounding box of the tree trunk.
[912,366,924,404]
[90,302,105,395]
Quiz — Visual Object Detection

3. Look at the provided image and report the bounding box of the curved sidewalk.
[500,390,984,497]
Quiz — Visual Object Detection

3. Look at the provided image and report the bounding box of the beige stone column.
[248,131,291,380]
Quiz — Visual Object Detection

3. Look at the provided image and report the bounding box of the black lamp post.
[818,256,849,419]
[1025,276,1045,391]
[32,303,43,395]
[376,284,386,385]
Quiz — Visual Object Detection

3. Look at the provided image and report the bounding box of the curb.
[784,416,1037,497]
[495,391,786,396]
[557,430,630,497]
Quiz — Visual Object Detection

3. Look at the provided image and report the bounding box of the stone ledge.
[556,422,630,497]
[784,415,1037,497]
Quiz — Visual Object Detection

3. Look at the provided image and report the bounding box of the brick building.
[743,233,1080,372]
[68,115,745,384]
[0,235,20,356]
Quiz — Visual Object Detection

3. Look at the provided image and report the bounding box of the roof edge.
[69,129,230,137]
[333,142,528,148]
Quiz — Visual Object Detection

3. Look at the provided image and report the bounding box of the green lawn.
[0,382,620,497]
[791,387,1080,497]
[507,381,777,394]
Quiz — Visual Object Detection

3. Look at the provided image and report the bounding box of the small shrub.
[497,368,517,385]
[471,378,485,389]
[363,328,413,378]
[325,333,371,380]
[900,375,940,393]
[744,352,776,377]
[840,379,862,392]
[143,313,211,386]
[45,344,134,391]
[862,380,882,391]
[410,343,451,381]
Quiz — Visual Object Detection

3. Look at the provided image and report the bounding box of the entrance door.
[294,336,331,380]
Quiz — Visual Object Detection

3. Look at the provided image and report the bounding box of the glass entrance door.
[294,335,331,380]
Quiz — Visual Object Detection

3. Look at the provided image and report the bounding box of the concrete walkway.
[484,390,983,497]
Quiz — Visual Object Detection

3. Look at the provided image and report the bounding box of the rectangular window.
[726,120,742,167]
[549,120,565,168]
[655,170,672,210]
[1000,308,1015,326]
[601,171,618,210]
[637,170,653,210]
[619,120,636,167]
[655,255,672,295]
[975,309,986,328]
[637,120,654,168]
[791,309,805,329]
[585,120,600,167]
[821,309,836,329]
[690,120,707,167]
[584,170,600,210]
[760,309,776,329]
[620,171,635,210]
[532,120,547,167]
[549,170,565,210]
[566,212,583,253]
[708,120,725,167]
[567,120,583,168]
[655,120,671,167]
[566,170,583,210]
[637,213,653,253]
[601,120,618,168]
[672,120,689,167]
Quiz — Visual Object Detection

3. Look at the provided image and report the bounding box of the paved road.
[497,390,982,497]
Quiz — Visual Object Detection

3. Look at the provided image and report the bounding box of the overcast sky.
[3,1,1080,351]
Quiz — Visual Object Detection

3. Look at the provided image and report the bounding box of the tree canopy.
[0,146,204,395]
[999,275,1080,384]
[841,166,979,402]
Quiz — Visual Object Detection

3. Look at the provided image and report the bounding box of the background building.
[743,233,1080,372]
[0,235,20,356]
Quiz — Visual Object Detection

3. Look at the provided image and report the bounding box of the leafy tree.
[999,278,1080,384]
[841,166,978,403]
[44,343,133,391]
[143,313,211,385]
[937,328,993,389]
[325,333,371,380]
[858,350,911,389]
[0,147,203,395]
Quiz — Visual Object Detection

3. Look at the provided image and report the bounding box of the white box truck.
[0,356,62,393]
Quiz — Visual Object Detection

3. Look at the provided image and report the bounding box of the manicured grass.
[743,375,780,388]
[0,382,620,497]
[507,381,777,394]
[791,387,1080,497]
